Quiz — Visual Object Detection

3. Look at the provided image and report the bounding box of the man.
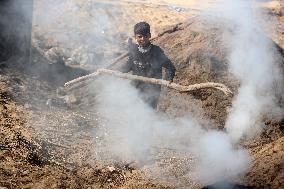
[121,22,176,109]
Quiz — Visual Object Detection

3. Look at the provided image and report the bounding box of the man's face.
[135,33,151,47]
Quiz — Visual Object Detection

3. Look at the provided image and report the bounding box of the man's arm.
[117,38,135,73]
[117,56,132,73]
[159,49,176,81]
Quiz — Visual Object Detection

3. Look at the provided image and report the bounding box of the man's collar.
[138,43,152,53]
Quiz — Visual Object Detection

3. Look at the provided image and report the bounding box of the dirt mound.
[148,19,238,128]
[1,2,284,189]
[245,136,284,188]
[1,60,174,188]
[153,16,284,123]
[153,16,284,188]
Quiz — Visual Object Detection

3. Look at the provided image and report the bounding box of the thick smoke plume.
[208,0,283,142]
[192,131,250,185]
[94,76,250,185]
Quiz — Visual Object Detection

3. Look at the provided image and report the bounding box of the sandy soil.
[1,0,284,188]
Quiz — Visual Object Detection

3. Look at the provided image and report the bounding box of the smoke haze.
[93,76,250,185]
[207,0,283,142]
[92,0,282,186]
[192,131,250,185]
[22,0,283,187]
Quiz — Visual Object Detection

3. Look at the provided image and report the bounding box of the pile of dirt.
[0,59,174,188]
[154,19,233,127]
[1,1,284,189]
[153,16,284,188]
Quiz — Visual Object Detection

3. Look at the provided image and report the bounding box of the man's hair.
[134,22,150,36]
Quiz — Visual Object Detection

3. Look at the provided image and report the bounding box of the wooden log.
[64,68,233,96]
[64,36,165,89]
[64,71,100,88]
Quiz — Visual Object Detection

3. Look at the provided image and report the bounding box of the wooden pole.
[64,68,233,96]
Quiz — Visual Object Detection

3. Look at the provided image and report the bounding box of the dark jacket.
[120,42,176,108]
[121,43,176,82]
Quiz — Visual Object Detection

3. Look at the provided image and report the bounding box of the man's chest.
[132,56,161,71]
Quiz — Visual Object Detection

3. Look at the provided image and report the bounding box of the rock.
[107,166,116,172]
[64,94,78,105]
[44,47,64,64]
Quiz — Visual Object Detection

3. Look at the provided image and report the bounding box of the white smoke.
[30,0,283,187]
[94,76,155,162]
[92,0,283,186]
[208,0,283,142]
[192,131,250,185]
[94,76,250,185]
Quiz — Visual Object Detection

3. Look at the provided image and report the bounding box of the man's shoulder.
[151,44,164,54]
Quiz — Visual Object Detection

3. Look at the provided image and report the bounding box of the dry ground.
[0,0,284,188]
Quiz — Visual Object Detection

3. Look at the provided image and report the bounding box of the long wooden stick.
[64,69,233,96]
[63,32,178,88]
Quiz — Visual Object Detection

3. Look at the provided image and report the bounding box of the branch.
[64,34,168,86]
[64,69,233,96]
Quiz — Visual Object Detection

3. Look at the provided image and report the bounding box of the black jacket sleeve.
[119,56,132,73]
[159,49,176,81]
[118,39,136,73]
